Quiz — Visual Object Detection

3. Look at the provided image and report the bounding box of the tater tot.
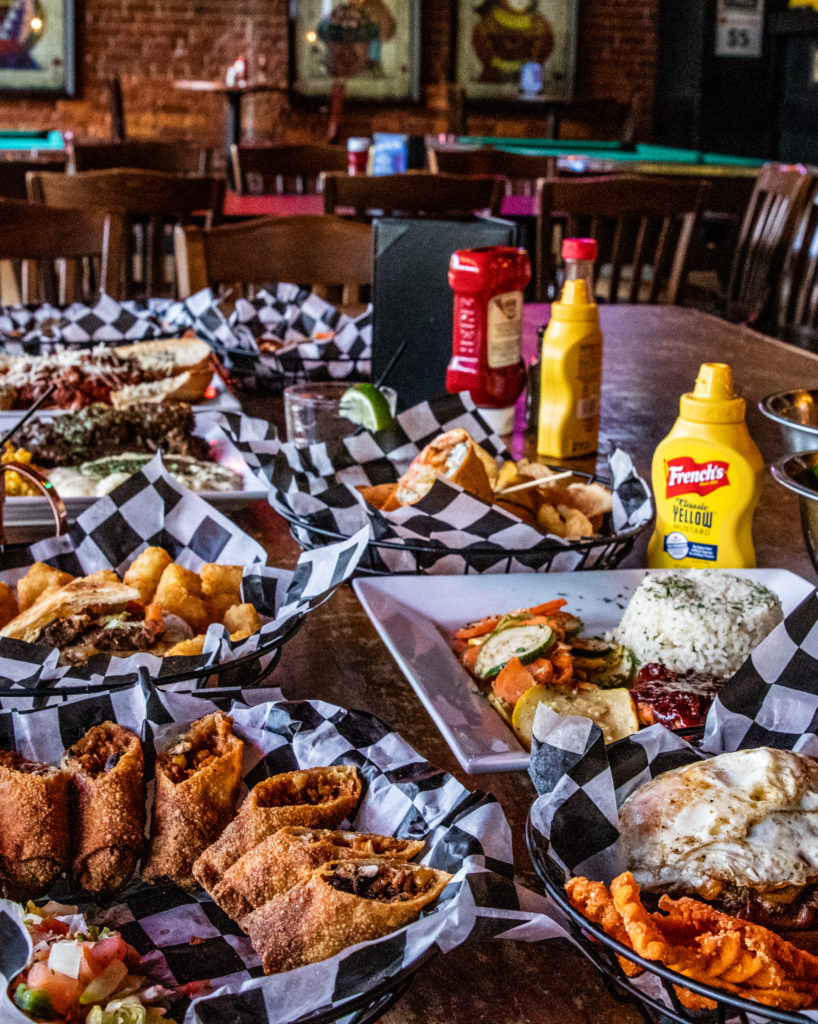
[229,630,252,643]
[206,591,239,625]
[0,582,17,628]
[165,635,207,657]
[222,603,260,636]
[154,564,209,632]
[200,564,242,599]
[123,546,172,606]
[17,562,73,612]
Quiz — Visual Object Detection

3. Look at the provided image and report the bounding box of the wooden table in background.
[7,306,817,1021]
[231,305,818,1023]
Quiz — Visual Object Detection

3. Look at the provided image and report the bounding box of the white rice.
[612,569,783,677]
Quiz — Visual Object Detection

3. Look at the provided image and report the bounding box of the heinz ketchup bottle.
[446,246,530,410]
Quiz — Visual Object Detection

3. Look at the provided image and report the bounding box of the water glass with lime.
[284,381,397,446]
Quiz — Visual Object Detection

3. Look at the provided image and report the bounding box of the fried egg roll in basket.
[143,712,244,888]
[241,859,452,974]
[192,765,362,891]
[62,722,145,894]
[0,751,69,898]
[210,826,424,921]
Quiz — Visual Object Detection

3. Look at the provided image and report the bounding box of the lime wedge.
[338,382,394,431]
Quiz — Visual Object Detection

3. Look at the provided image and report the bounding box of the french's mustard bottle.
[536,238,603,458]
[647,363,763,569]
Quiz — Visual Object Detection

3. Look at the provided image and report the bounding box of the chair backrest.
[230,144,348,196]
[774,180,818,348]
[0,157,67,199]
[322,172,506,219]
[725,163,815,330]
[174,214,372,309]
[27,168,225,298]
[553,96,637,146]
[427,147,555,196]
[537,175,710,304]
[0,196,125,303]
[71,140,212,175]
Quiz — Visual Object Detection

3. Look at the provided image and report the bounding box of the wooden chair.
[427,147,555,197]
[27,168,225,299]
[0,197,124,304]
[174,214,372,310]
[0,157,67,199]
[773,180,818,349]
[71,140,212,175]
[552,96,637,146]
[537,175,710,304]
[230,144,348,196]
[724,163,815,331]
[322,172,506,220]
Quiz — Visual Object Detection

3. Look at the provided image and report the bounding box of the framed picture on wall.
[289,0,420,103]
[0,0,75,94]
[455,0,578,102]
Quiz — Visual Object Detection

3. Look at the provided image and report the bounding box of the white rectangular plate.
[353,569,815,774]
[3,407,266,528]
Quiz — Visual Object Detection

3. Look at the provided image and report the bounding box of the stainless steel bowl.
[759,389,818,453]
[771,450,818,572]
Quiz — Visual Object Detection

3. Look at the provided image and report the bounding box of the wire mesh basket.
[525,816,811,1024]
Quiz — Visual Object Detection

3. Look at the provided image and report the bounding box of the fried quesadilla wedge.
[210,826,424,921]
[241,858,451,974]
[192,765,362,891]
[0,572,139,644]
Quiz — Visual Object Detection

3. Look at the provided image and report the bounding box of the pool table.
[0,130,65,157]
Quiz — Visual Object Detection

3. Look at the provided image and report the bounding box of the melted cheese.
[619,747,818,891]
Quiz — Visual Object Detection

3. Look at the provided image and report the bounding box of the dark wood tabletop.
[226,304,818,1023]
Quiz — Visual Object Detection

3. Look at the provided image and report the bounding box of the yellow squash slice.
[511,684,640,749]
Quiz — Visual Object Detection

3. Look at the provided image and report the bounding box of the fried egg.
[619,747,818,894]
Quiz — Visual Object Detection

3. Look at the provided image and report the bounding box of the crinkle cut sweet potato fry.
[564,876,643,978]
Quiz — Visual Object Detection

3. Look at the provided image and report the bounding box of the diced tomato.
[38,918,70,936]
[88,934,128,970]
[492,657,535,706]
[180,979,211,998]
[126,600,146,616]
[78,944,99,985]
[26,962,81,1016]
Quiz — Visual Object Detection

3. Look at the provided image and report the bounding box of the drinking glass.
[284,381,397,446]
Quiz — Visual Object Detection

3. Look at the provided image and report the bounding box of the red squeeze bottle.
[446,246,531,408]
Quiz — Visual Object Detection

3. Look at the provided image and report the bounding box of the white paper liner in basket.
[0,288,371,390]
[251,392,653,575]
[0,456,369,699]
[0,676,565,1024]
[526,585,818,1022]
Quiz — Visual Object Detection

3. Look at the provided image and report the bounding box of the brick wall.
[0,0,657,149]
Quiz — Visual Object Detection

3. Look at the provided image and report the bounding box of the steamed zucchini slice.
[475,623,555,680]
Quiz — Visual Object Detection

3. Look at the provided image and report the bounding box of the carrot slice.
[459,645,480,674]
[454,615,502,640]
[526,599,567,616]
[492,656,535,706]
[144,602,164,623]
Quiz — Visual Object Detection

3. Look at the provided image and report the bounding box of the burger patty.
[716,883,818,931]
[16,401,210,466]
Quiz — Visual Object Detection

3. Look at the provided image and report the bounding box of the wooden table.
[228,305,818,1023]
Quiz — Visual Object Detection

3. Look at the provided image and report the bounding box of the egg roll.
[241,859,452,974]
[210,826,424,921]
[0,751,69,899]
[192,764,362,892]
[62,722,145,894]
[142,711,244,888]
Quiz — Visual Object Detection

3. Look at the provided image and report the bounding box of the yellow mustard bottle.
[537,238,603,458]
[647,362,763,569]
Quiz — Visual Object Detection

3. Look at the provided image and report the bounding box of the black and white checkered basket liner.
[252,392,652,575]
[0,457,368,699]
[0,675,564,1024]
[0,288,371,392]
[526,583,818,1023]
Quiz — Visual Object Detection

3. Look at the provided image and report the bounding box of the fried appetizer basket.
[526,585,818,1024]
[0,676,568,1024]
[263,392,652,576]
[0,457,367,699]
